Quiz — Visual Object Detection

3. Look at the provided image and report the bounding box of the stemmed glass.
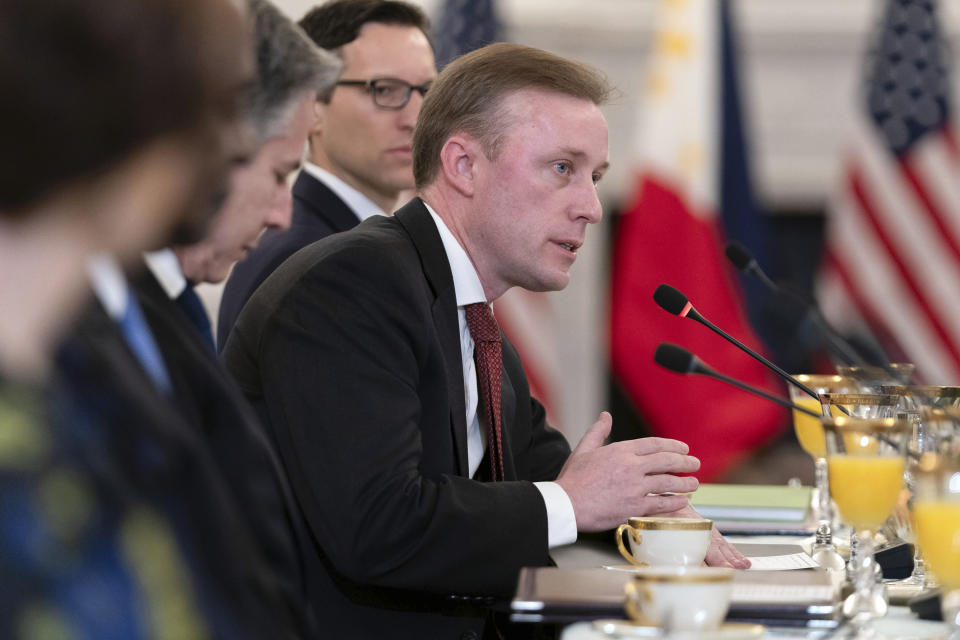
[788,375,854,528]
[819,393,900,545]
[878,387,960,591]
[837,363,916,392]
[823,416,911,635]
[913,448,960,639]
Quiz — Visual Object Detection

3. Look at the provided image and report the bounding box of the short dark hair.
[413,43,612,189]
[0,0,249,216]
[246,0,341,141]
[299,0,430,53]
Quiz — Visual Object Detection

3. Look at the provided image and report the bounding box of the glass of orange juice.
[879,389,960,590]
[823,416,910,634]
[788,375,854,527]
[913,445,960,637]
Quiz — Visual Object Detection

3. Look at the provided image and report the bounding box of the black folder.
[510,567,839,628]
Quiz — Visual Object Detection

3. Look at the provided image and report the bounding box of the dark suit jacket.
[218,171,360,351]
[57,299,295,639]
[133,272,317,637]
[224,198,572,639]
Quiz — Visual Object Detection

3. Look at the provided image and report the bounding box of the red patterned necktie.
[465,302,504,482]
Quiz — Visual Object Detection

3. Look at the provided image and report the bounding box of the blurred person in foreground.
[133,0,341,634]
[0,0,304,637]
[217,0,436,349]
[225,43,749,639]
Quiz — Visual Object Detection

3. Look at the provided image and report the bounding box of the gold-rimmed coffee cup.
[615,516,712,567]
[624,566,735,631]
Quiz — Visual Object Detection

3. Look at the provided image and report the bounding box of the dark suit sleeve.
[247,244,554,597]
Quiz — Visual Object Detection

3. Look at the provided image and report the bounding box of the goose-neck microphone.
[652,283,825,402]
[655,342,912,456]
[724,241,868,367]
[653,343,820,417]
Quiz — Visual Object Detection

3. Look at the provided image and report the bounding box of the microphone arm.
[725,241,869,367]
[653,342,819,416]
[702,367,821,418]
[653,283,851,415]
[683,304,823,400]
[654,342,911,457]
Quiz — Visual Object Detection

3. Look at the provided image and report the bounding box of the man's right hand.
[554,412,701,532]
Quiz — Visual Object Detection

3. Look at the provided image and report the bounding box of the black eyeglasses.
[335,77,431,110]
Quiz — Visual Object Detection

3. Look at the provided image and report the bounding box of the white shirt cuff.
[534,481,578,548]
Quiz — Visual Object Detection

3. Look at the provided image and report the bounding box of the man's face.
[314,22,435,207]
[181,91,315,283]
[463,89,609,300]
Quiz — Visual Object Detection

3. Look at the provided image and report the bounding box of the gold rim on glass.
[819,393,901,406]
[821,416,912,434]
[877,385,960,398]
[794,374,855,390]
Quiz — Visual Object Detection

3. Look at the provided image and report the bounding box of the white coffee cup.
[615,516,712,567]
[624,566,734,632]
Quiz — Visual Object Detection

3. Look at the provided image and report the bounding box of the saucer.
[591,620,765,639]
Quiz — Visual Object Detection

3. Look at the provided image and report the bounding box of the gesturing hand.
[555,412,701,532]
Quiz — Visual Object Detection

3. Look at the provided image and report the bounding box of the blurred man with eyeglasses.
[217,0,435,350]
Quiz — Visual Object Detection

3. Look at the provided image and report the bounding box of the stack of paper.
[690,484,814,534]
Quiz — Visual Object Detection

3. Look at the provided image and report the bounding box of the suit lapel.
[291,171,360,233]
[394,199,469,477]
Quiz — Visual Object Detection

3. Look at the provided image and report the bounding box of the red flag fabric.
[609,0,785,480]
[818,0,960,384]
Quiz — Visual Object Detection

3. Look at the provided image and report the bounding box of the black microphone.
[655,343,913,458]
[653,343,820,417]
[652,283,852,415]
[725,242,780,293]
[724,241,868,366]
[653,284,819,398]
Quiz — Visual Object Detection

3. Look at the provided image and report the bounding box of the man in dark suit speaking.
[225,43,748,638]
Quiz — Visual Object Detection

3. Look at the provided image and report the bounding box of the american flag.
[818,0,960,383]
[432,0,502,70]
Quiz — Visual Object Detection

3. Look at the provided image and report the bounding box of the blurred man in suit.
[55,0,339,637]
[217,0,436,349]
[131,0,340,635]
[134,0,340,626]
[225,43,750,639]
[0,0,268,636]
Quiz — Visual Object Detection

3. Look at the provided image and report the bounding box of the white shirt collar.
[142,248,187,300]
[423,202,486,307]
[300,162,385,222]
[85,253,128,321]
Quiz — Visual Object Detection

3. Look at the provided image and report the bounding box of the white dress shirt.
[424,203,577,548]
[143,248,187,300]
[86,253,129,321]
[300,162,385,222]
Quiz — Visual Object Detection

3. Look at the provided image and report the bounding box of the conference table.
[518,533,952,639]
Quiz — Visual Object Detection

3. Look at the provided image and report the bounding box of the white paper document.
[745,552,820,570]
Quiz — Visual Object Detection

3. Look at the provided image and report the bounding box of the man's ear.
[438,134,479,197]
[310,100,325,141]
